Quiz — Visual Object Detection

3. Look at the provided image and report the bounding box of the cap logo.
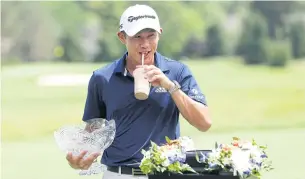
[127,15,156,22]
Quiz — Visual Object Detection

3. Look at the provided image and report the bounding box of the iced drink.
[133,67,150,100]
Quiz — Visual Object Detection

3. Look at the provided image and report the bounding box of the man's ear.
[117,31,126,44]
[157,28,163,38]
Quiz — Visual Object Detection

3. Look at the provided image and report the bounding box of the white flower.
[160,152,168,161]
[179,136,195,151]
[143,150,151,159]
[231,149,251,172]
[208,149,221,159]
[239,141,257,151]
[162,159,170,167]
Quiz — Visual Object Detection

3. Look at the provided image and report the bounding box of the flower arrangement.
[139,136,273,179]
[196,137,273,179]
[139,136,196,174]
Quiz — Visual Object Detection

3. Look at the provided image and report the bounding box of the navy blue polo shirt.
[82,52,207,167]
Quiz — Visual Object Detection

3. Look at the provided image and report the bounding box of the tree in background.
[250,1,297,40]
[58,34,85,62]
[75,1,128,61]
[1,1,59,62]
[266,40,292,67]
[181,36,205,59]
[236,12,269,65]
[288,22,305,59]
[204,24,225,57]
[146,1,206,59]
[2,1,305,65]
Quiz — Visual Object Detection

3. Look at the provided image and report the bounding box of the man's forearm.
[170,89,212,132]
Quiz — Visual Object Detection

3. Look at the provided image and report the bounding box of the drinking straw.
[141,53,144,66]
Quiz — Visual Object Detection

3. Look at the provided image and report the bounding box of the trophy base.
[78,162,107,176]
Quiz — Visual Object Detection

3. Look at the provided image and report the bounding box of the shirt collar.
[114,51,169,76]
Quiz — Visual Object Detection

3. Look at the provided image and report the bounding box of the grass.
[1,58,305,179]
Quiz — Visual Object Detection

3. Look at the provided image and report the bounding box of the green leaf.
[233,137,240,140]
[141,149,147,155]
[252,138,257,146]
[161,167,166,173]
[195,151,200,162]
[165,136,171,143]
[259,145,267,150]
[182,164,197,173]
[139,158,154,174]
[150,141,157,147]
[168,162,181,173]
[252,168,261,177]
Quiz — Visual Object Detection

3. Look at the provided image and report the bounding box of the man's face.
[119,29,160,65]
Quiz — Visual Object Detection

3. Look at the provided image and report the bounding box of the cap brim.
[125,23,161,37]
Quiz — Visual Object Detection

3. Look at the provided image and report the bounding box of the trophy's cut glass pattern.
[54,118,116,175]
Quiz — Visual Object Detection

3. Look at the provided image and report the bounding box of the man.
[66,4,212,179]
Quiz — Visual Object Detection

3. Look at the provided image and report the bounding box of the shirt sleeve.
[82,72,106,121]
[178,64,208,106]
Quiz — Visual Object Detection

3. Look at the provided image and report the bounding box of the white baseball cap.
[119,4,162,37]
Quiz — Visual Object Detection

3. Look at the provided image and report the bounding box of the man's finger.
[66,152,73,162]
[68,161,78,169]
[82,152,100,166]
[74,150,88,164]
[149,74,162,83]
[144,65,156,71]
[145,69,158,79]
[136,65,147,68]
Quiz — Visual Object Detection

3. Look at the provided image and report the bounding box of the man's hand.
[137,65,174,90]
[66,151,100,170]
[138,65,212,132]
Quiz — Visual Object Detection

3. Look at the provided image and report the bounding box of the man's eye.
[149,34,156,38]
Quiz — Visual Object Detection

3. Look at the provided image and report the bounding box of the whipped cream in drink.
[133,53,150,100]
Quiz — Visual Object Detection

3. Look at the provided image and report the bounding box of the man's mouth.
[139,51,151,57]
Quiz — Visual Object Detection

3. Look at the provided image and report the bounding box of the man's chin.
[145,55,155,64]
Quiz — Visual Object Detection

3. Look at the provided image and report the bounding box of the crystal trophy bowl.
[54,118,116,175]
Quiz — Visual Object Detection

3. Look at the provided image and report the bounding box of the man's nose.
[140,38,149,48]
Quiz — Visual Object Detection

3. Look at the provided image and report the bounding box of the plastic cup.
[133,67,150,100]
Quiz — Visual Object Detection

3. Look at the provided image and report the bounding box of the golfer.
[66,4,212,179]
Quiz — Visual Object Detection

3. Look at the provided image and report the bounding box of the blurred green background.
[1,1,305,179]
